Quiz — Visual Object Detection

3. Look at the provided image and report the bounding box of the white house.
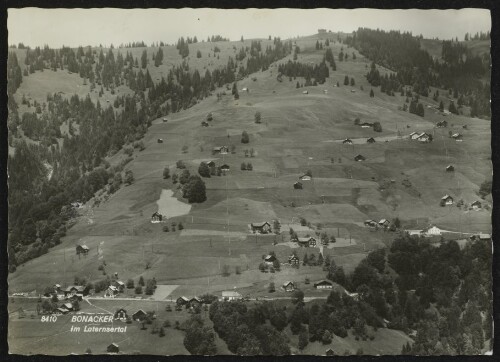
[422,225,442,236]
[221,291,242,301]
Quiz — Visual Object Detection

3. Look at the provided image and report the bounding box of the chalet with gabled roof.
[176,296,190,306]
[151,212,163,223]
[342,138,353,144]
[114,308,128,320]
[364,220,378,228]
[282,281,296,292]
[314,280,333,289]
[76,245,89,255]
[264,254,277,265]
[297,236,316,247]
[367,137,376,143]
[446,165,454,172]
[132,309,147,321]
[212,146,229,155]
[107,343,119,353]
[441,194,454,206]
[249,222,272,234]
[288,254,300,266]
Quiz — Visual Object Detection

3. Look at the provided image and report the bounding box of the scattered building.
[297,236,317,247]
[212,146,229,155]
[378,219,390,228]
[446,165,455,172]
[207,161,216,168]
[288,254,300,266]
[302,90,309,94]
[364,220,378,228]
[60,302,74,312]
[421,225,442,236]
[313,280,333,289]
[221,291,242,301]
[326,348,335,356]
[409,132,419,140]
[189,297,203,308]
[220,164,230,172]
[151,212,163,223]
[342,138,353,144]
[436,120,448,128]
[201,121,209,127]
[417,133,431,143]
[470,233,491,242]
[107,343,119,353]
[250,222,272,234]
[115,281,125,292]
[162,118,168,122]
[451,133,463,141]
[264,254,277,265]
[293,181,303,189]
[76,245,89,255]
[360,122,373,128]
[366,137,376,143]
[471,201,482,210]
[282,281,296,292]
[299,174,312,181]
[354,154,366,162]
[114,308,128,321]
[132,309,147,321]
[157,138,163,143]
[64,286,85,298]
[441,194,454,206]
[176,296,190,306]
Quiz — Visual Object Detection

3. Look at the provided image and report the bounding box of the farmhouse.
[157,138,163,143]
[422,225,442,236]
[314,280,333,289]
[364,220,378,228]
[441,194,454,206]
[354,154,366,162]
[176,296,190,306]
[76,244,89,255]
[212,146,229,155]
[250,222,272,234]
[437,120,448,128]
[367,137,376,143]
[114,308,128,321]
[115,281,125,292]
[222,291,242,301]
[342,138,353,144]
[132,309,147,321]
[107,343,119,353]
[105,285,119,297]
[446,165,455,172]
[299,174,312,181]
[326,348,335,356]
[417,133,431,143]
[264,254,277,265]
[64,285,85,297]
[220,164,230,172]
[297,237,317,247]
[151,212,163,223]
[282,281,296,292]
[471,201,482,210]
[288,254,300,266]
[451,133,463,141]
[378,219,390,228]
[409,132,419,140]
[60,302,74,312]
[189,297,203,308]
[293,181,303,189]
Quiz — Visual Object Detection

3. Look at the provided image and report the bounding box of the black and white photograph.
[5,6,493,356]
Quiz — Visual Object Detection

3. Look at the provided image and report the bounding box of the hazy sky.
[8,8,491,48]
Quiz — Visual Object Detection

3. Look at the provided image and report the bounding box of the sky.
[7,8,491,48]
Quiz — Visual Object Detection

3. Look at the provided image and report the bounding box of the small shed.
[354,154,366,162]
[342,138,353,144]
[76,245,89,255]
[302,90,309,94]
[446,165,455,172]
[366,137,376,143]
[299,175,312,181]
[157,138,163,143]
[293,181,303,189]
[162,118,168,122]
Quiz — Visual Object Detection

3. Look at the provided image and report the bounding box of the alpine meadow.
[6,8,493,357]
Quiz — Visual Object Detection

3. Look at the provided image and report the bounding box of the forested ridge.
[345,28,490,118]
[6,38,292,271]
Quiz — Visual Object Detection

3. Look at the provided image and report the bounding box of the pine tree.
[344,75,349,86]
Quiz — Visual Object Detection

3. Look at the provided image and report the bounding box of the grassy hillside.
[7,33,492,355]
